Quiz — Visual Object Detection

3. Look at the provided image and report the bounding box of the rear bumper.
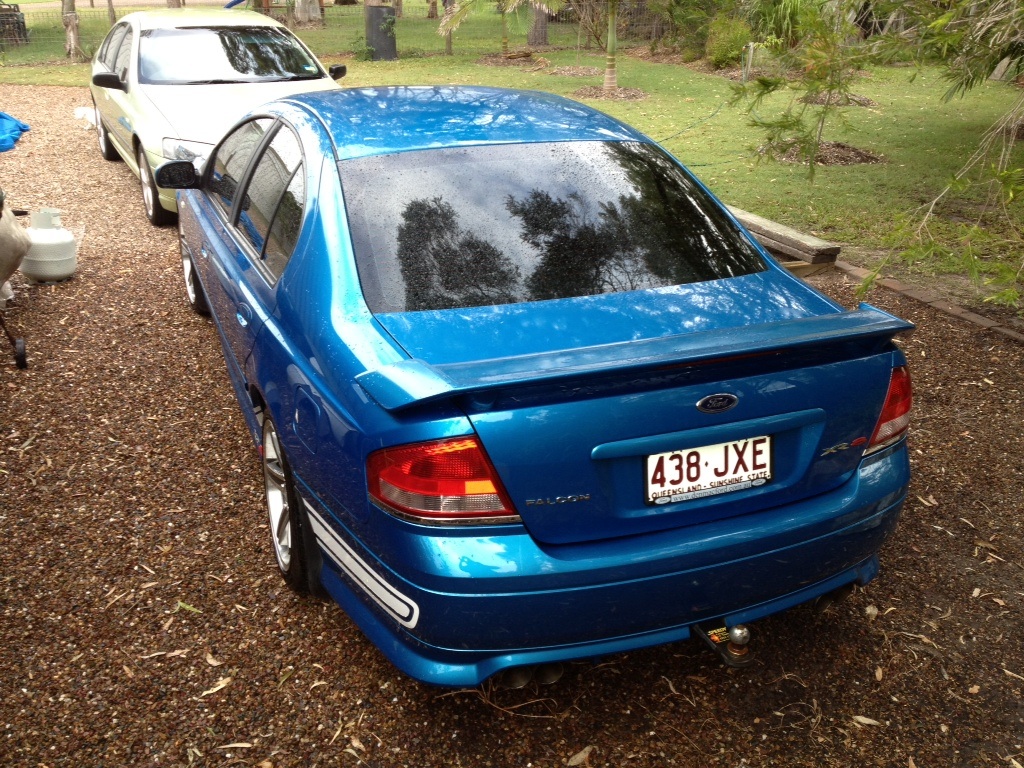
[306,442,909,686]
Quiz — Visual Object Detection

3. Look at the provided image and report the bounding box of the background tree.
[61,0,86,62]
[440,0,564,55]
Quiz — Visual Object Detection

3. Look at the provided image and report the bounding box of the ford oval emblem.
[696,393,739,414]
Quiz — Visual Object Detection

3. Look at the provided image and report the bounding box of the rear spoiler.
[355,304,914,412]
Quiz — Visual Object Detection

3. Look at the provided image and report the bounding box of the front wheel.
[262,416,309,592]
[94,101,119,162]
[136,144,174,226]
[180,236,209,315]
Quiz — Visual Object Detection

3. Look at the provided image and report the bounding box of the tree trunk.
[394,0,403,19]
[106,0,115,26]
[501,10,508,55]
[295,0,322,23]
[528,4,548,47]
[603,0,618,92]
[443,0,453,55]
[427,0,437,20]
[166,0,182,7]
[61,0,84,62]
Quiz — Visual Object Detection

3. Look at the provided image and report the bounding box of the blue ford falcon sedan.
[157,86,914,686]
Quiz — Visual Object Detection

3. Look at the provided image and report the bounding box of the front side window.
[236,126,305,281]
[99,23,129,72]
[342,141,766,314]
[205,118,274,216]
[112,26,134,79]
[138,26,324,85]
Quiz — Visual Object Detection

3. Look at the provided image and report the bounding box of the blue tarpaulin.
[0,112,30,152]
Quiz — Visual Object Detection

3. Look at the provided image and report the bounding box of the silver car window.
[137,26,323,85]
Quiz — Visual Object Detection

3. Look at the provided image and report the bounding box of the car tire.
[180,241,209,315]
[262,415,309,593]
[135,143,175,226]
[94,101,120,162]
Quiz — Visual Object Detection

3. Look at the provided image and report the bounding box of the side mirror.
[91,70,127,92]
[329,64,347,81]
[154,161,200,190]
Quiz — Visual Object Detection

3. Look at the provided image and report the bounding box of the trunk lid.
[364,275,913,545]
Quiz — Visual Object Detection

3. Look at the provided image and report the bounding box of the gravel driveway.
[2,84,1022,768]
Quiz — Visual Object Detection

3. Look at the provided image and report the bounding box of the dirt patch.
[1,84,1022,768]
[572,85,647,100]
[477,52,547,68]
[549,65,602,77]
[765,139,885,166]
[800,91,878,107]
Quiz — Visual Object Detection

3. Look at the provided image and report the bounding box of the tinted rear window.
[342,141,766,314]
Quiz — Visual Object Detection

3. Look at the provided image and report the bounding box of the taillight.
[367,438,520,525]
[865,365,913,455]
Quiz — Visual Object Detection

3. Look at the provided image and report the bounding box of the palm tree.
[440,0,564,54]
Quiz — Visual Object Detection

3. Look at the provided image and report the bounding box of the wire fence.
[0,1,669,63]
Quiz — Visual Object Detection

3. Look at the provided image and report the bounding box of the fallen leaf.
[852,715,882,726]
[123,665,134,678]
[205,652,224,667]
[908,757,917,768]
[875,667,883,682]
[200,676,233,697]
[174,601,201,614]
[568,746,595,766]
[968,685,980,694]
[974,539,997,551]
[350,736,366,752]
[217,742,252,749]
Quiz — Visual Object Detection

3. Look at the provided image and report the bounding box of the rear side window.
[206,118,274,216]
[236,126,305,281]
[342,141,766,314]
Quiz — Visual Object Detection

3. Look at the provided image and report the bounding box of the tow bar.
[693,622,754,668]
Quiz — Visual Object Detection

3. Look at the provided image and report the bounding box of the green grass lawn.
[3,5,1023,303]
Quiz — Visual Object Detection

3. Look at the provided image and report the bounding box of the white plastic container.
[21,208,77,283]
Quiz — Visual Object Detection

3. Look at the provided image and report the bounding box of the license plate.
[645,436,772,505]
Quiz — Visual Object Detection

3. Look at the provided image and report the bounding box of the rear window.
[138,26,323,84]
[342,141,766,313]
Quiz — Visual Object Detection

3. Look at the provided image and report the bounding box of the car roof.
[281,86,652,161]
[121,8,286,30]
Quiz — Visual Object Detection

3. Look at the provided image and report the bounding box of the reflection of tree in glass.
[507,143,761,302]
[218,30,310,77]
[507,190,654,300]
[606,143,758,281]
[396,197,520,311]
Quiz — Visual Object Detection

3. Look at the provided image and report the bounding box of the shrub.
[705,15,751,68]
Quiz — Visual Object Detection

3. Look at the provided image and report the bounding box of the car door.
[94,22,135,157]
[195,117,306,382]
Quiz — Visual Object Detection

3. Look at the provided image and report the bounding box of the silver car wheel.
[136,144,173,226]
[262,419,294,574]
[180,242,208,314]
[137,145,156,217]
[95,103,119,162]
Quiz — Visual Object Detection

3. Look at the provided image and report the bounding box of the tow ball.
[693,622,753,668]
